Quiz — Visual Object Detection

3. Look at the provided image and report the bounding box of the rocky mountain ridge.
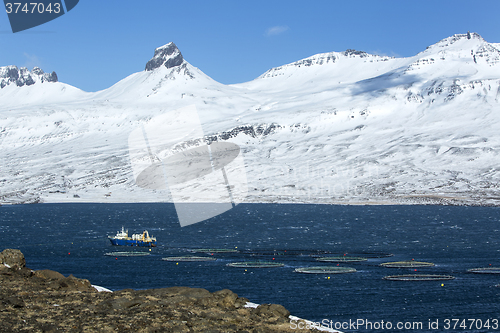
[0,65,57,89]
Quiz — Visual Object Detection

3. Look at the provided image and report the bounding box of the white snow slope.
[1,33,500,206]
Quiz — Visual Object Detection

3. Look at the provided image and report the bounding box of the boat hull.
[108,237,156,247]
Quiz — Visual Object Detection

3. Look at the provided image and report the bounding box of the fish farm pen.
[161,256,217,262]
[294,267,357,274]
[227,261,285,268]
[467,267,500,274]
[380,260,435,268]
[190,248,239,254]
[238,250,394,258]
[383,274,455,281]
[316,256,367,263]
[104,251,151,257]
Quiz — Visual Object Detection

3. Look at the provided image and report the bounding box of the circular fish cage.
[380,260,435,268]
[467,267,500,274]
[240,249,333,256]
[294,266,357,274]
[190,248,239,254]
[383,274,454,281]
[104,251,150,257]
[316,256,368,263]
[162,256,216,262]
[226,261,284,268]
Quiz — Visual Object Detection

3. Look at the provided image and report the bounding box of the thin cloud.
[23,53,42,69]
[265,25,289,37]
[370,49,401,58]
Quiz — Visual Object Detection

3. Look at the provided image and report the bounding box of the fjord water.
[1,203,499,331]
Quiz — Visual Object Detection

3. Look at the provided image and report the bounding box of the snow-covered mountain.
[1,34,500,206]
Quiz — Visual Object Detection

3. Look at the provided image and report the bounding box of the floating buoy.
[176,263,178,265]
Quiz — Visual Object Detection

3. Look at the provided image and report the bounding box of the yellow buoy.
[328,277,330,279]
[441,283,444,287]
[176,263,178,265]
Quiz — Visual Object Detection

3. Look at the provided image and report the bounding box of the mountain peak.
[0,65,57,89]
[429,32,485,50]
[145,42,184,71]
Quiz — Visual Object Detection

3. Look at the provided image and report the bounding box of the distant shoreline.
[3,195,500,207]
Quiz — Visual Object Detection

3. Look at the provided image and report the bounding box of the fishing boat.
[108,227,157,247]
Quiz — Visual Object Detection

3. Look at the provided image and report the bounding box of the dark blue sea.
[1,203,500,332]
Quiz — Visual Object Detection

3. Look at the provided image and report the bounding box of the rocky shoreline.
[0,249,326,332]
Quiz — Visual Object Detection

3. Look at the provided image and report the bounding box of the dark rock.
[32,67,44,75]
[344,49,368,57]
[0,249,26,269]
[145,42,184,71]
[213,289,238,308]
[56,275,93,291]
[254,303,291,318]
[98,296,145,310]
[0,265,11,275]
[17,267,34,277]
[43,71,58,83]
[0,66,19,84]
[35,269,65,280]
[4,296,24,308]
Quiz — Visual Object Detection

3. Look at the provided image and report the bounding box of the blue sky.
[1,0,499,92]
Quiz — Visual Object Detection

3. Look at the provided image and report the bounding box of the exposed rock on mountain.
[145,42,184,71]
[0,65,57,88]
